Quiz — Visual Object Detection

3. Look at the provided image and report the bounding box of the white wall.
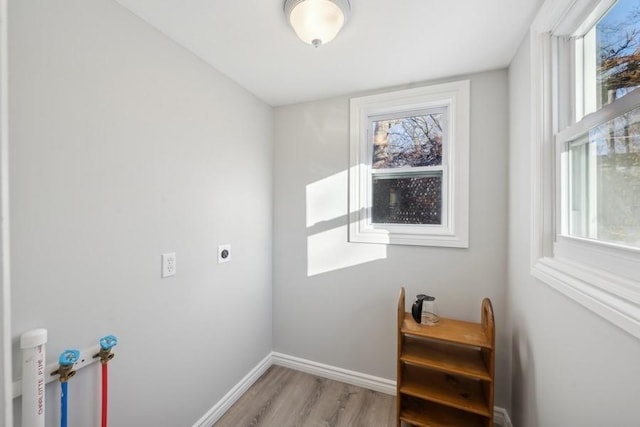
[508,34,640,427]
[9,0,273,426]
[273,70,511,407]
[0,0,11,424]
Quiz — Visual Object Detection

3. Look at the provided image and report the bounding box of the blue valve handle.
[99,335,118,351]
[58,349,80,367]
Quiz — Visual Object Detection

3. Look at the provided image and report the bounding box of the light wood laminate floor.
[214,365,396,427]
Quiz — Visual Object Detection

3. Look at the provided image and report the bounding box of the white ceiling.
[115,0,542,106]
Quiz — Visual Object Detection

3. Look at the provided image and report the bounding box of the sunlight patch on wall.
[306,168,387,276]
[307,225,386,276]
[305,170,348,227]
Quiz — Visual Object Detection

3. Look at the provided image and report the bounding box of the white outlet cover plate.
[162,252,176,278]
[218,244,231,263]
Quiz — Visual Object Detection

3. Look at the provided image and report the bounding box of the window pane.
[567,106,640,247]
[588,0,640,113]
[371,113,444,169]
[371,173,442,225]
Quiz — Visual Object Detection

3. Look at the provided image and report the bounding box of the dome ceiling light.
[283,0,351,48]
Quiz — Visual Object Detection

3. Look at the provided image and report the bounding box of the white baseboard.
[194,351,512,427]
[494,406,514,427]
[271,352,396,395]
[192,353,272,427]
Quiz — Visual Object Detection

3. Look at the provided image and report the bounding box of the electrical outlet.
[162,252,176,278]
[218,244,231,264]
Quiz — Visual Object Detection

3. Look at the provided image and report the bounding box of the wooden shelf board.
[401,337,492,381]
[400,395,487,427]
[401,313,491,349]
[399,365,491,417]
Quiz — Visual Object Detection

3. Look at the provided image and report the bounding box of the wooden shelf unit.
[396,288,495,427]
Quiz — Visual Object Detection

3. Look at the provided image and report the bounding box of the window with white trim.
[349,81,469,247]
[560,0,640,251]
[531,0,640,338]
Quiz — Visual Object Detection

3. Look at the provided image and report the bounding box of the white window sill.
[531,256,640,339]
[349,224,469,247]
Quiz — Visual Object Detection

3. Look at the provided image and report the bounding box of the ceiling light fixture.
[283,0,351,48]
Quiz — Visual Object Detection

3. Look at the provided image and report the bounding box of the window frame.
[348,81,470,247]
[531,0,640,339]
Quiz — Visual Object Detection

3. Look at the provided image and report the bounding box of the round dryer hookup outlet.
[218,244,231,264]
